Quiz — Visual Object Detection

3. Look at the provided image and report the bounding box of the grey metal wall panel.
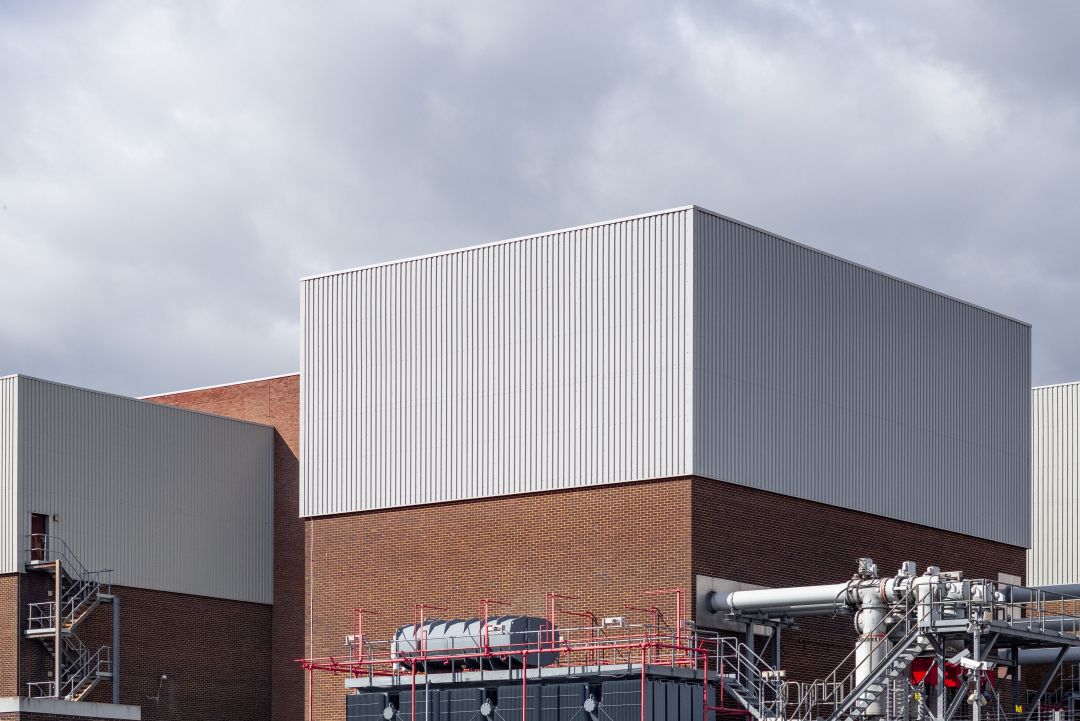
[301,205,1030,547]
[14,376,273,603]
[0,376,17,574]
[301,209,695,517]
[1029,383,1080,584]
[692,208,1030,547]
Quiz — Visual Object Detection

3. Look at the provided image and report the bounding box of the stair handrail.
[60,639,110,700]
[822,622,926,721]
[27,600,57,632]
[26,680,55,697]
[787,591,916,721]
[25,533,113,594]
[714,635,787,718]
[61,573,109,625]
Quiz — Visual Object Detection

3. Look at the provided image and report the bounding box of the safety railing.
[786,592,916,721]
[26,568,111,632]
[711,634,787,718]
[60,642,111,699]
[25,638,110,700]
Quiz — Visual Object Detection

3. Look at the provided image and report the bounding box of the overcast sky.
[1,1,1078,396]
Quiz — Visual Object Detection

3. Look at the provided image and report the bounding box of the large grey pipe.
[708,583,850,615]
[1006,584,1080,603]
[1001,646,1080,665]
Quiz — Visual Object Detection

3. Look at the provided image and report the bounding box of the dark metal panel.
[347,692,390,721]
[559,684,587,721]
[399,688,442,721]
[444,687,484,721]
[495,683,539,721]
[540,685,560,721]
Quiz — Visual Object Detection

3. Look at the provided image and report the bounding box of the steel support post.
[112,596,120,704]
[1022,646,1071,721]
[53,559,62,698]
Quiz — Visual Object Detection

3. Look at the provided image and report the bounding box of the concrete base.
[0,698,140,720]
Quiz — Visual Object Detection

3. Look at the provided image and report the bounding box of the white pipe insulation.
[703,559,1080,720]
[706,559,921,719]
[706,573,913,618]
[707,583,850,615]
[854,586,889,717]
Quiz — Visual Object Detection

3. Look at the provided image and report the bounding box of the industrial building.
[0,374,275,721]
[293,206,1046,721]
[0,205,1076,721]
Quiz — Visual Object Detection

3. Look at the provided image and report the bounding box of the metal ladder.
[24,534,115,701]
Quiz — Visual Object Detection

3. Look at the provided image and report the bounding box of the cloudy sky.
[1,1,1078,396]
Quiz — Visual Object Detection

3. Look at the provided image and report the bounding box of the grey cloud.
[0,0,1077,394]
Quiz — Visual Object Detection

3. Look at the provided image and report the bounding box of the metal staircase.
[24,534,115,701]
[827,627,929,721]
[786,596,926,721]
[715,636,786,721]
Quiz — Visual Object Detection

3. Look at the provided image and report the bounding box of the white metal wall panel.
[301,209,695,516]
[15,376,273,603]
[692,208,1030,547]
[301,206,1030,548]
[1029,383,1080,584]
[0,376,17,574]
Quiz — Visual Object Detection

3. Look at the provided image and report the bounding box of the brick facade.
[0,575,19,698]
[9,581,270,721]
[306,479,692,721]
[144,374,303,721]
[142,373,1030,721]
[306,477,1026,721]
[691,477,1027,681]
[0,376,297,721]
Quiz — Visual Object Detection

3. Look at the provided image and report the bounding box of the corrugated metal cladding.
[692,209,1030,547]
[1028,383,1080,585]
[6,376,273,603]
[301,209,695,516]
[0,376,17,574]
[301,206,1031,547]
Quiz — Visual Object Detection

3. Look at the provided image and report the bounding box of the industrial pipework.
[303,563,1080,721]
[708,558,1080,721]
[709,558,920,717]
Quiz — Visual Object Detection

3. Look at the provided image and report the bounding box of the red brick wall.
[14,583,269,721]
[0,575,19,697]
[0,574,55,699]
[141,374,1029,721]
[691,477,1028,682]
[306,477,1027,721]
[307,479,695,721]
[144,374,303,721]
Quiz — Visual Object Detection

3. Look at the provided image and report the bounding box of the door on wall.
[30,513,48,561]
